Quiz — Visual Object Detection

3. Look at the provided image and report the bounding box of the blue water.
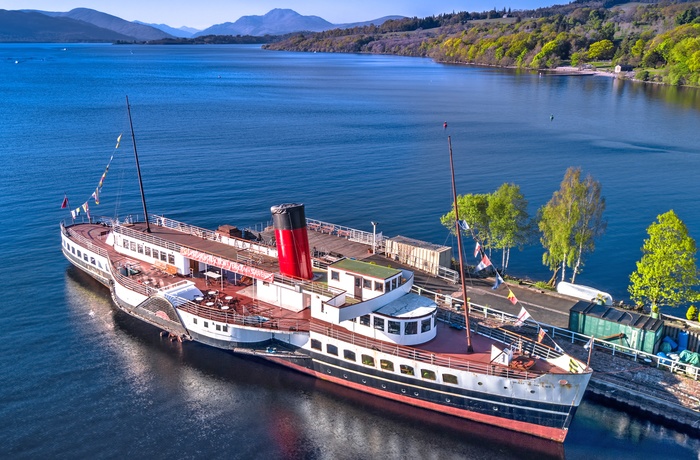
[0,44,698,459]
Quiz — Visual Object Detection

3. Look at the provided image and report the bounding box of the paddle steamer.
[60,100,591,442]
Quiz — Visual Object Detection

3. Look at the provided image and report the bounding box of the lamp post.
[371,221,378,254]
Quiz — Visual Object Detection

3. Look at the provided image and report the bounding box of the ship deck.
[65,221,565,376]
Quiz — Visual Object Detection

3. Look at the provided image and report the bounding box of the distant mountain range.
[0,7,402,42]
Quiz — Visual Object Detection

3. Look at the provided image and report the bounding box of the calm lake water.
[0,44,698,459]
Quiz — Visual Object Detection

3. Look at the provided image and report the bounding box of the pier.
[300,220,700,435]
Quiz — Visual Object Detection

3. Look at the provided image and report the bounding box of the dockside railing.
[412,284,700,381]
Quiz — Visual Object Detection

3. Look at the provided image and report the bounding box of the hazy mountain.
[195,8,333,37]
[42,8,173,41]
[2,7,402,43]
[0,10,135,42]
[134,21,199,38]
[336,16,405,29]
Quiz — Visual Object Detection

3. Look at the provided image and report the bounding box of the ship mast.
[448,136,473,353]
[125,95,151,233]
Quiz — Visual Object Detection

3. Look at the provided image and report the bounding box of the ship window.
[153,249,159,259]
[204,321,209,328]
[168,254,175,264]
[216,324,221,331]
[83,254,88,262]
[222,325,228,332]
[311,339,322,351]
[388,321,400,334]
[77,250,82,258]
[98,261,102,269]
[421,318,431,333]
[71,247,75,254]
[373,317,384,331]
[361,355,375,367]
[363,278,372,289]
[90,257,96,265]
[130,242,136,252]
[400,365,414,376]
[327,344,338,356]
[344,350,356,361]
[331,271,339,281]
[380,359,394,372]
[160,252,167,262]
[385,281,390,292]
[359,315,370,326]
[443,374,458,385]
[193,318,197,324]
[144,247,151,257]
[405,321,417,335]
[392,278,398,289]
[421,369,436,381]
[137,244,143,254]
[374,281,383,292]
[123,239,129,248]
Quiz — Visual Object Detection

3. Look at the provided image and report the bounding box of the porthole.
[503,386,508,389]
[445,398,451,403]
[401,389,406,394]
[343,374,348,379]
[327,369,332,374]
[478,382,483,386]
[493,406,499,411]
[381,384,386,389]
[361,379,367,384]
[530,390,536,394]
[414,392,419,396]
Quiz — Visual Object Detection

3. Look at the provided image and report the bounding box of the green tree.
[571,173,607,283]
[538,169,581,285]
[687,305,699,321]
[628,210,699,311]
[538,167,606,285]
[487,183,531,273]
[587,39,615,60]
[441,193,491,249]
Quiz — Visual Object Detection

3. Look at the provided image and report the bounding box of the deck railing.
[412,284,700,381]
[310,322,537,380]
[177,299,310,332]
[61,221,111,258]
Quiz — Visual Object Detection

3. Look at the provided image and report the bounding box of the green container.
[568,301,664,354]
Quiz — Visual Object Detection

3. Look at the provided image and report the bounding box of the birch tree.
[487,183,531,273]
[539,167,606,285]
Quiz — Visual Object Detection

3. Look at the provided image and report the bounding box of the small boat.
[60,98,591,442]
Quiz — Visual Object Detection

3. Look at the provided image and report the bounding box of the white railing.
[411,284,700,381]
[306,218,383,249]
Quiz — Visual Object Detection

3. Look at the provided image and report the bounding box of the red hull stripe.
[270,358,568,443]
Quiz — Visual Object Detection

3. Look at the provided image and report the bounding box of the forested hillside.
[263,0,700,86]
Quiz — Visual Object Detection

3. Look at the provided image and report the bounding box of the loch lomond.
[1,43,699,459]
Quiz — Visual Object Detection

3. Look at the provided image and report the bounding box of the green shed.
[568,301,664,354]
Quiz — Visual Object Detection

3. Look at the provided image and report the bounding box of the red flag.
[474,242,481,258]
[476,255,491,271]
[537,328,546,343]
[507,289,519,305]
[61,195,69,209]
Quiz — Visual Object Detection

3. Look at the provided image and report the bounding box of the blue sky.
[11,1,557,29]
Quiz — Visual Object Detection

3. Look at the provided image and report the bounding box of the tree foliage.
[265,1,700,87]
[440,185,530,272]
[628,210,699,310]
[538,167,606,285]
[487,183,531,272]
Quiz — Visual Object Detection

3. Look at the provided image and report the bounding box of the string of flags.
[460,218,567,354]
[61,133,122,220]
